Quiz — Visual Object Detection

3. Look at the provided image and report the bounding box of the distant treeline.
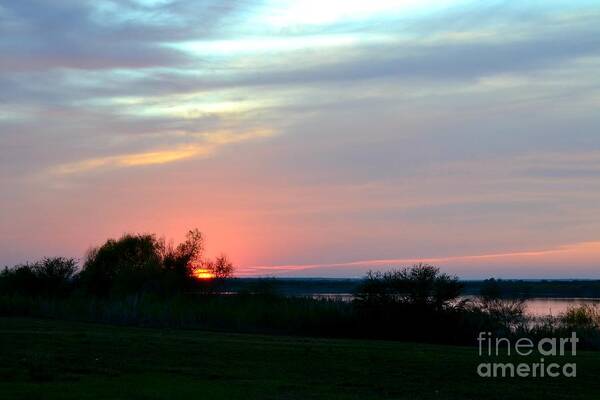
[462,279,600,299]
[223,278,600,299]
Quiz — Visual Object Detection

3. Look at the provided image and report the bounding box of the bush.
[473,297,526,333]
[355,264,462,310]
[0,257,77,297]
[352,265,476,343]
[561,304,600,329]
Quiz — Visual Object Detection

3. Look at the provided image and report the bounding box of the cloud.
[241,241,600,277]
[48,129,274,175]
[239,21,600,86]
[0,0,253,72]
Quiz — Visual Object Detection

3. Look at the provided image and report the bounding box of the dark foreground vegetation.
[1,317,600,400]
[2,230,600,349]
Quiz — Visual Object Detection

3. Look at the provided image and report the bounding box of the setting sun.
[192,267,214,280]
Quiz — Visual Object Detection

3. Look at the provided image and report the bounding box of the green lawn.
[0,318,598,399]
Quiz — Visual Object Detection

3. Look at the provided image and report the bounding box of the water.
[524,298,600,317]
[310,294,600,317]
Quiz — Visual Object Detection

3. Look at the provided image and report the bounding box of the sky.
[1,0,600,278]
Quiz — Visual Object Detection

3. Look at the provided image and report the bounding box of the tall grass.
[0,292,490,344]
[0,293,355,335]
[3,294,600,348]
[520,304,600,349]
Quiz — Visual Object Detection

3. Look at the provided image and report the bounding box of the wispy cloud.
[241,241,600,277]
[48,130,274,175]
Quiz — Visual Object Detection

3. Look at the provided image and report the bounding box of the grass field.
[1,318,599,399]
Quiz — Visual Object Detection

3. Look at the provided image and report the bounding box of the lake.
[524,297,600,317]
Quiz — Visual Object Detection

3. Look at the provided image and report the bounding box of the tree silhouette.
[355,264,462,311]
[79,234,163,296]
[0,257,77,297]
[207,254,234,280]
[162,229,205,280]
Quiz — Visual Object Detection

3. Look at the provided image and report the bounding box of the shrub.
[355,264,462,310]
[33,257,78,295]
[0,265,39,296]
[0,257,77,297]
[474,297,526,332]
[561,304,600,329]
[352,265,474,343]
